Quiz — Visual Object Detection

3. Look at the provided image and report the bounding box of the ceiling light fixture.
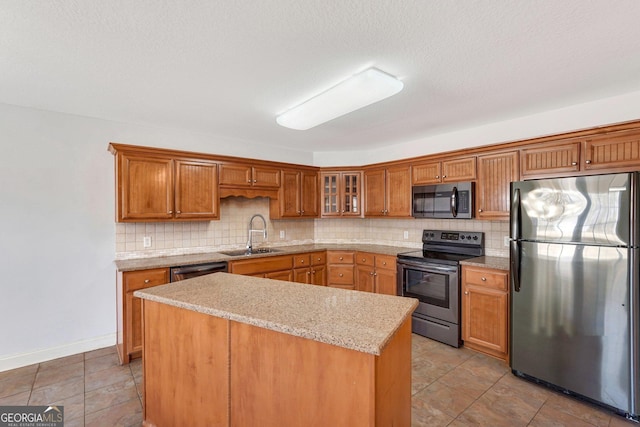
[276,67,404,130]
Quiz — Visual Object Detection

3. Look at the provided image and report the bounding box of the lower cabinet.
[326,251,355,290]
[461,265,509,361]
[228,255,294,277]
[117,267,170,364]
[293,252,327,286]
[355,252,397,295]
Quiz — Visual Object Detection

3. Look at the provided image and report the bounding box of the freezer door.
[511,173,633,246]
[511,242,634,414]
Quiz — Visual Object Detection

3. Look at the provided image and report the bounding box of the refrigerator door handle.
[510,240,521,292]
[450,186,458,217]
[511,187,521,240]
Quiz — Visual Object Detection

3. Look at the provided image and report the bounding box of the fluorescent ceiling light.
[276,68,404,130]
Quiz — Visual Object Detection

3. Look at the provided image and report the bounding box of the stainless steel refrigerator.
[510,172,639,420]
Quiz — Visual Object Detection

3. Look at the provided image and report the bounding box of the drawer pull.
[339,273,343,277]
[300,260,305,264]
[465,291,469,295]
[362,258,366,262]
[571,162,578,166]
[586,160,592,164]
[339,257,343,261]
[481,277,487,281]
[144,279,150,284]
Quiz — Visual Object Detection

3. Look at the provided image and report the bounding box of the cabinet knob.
[144,279,150,284]
[339,257,343,261]
[362,258,366,262]
[253,179,257,183]
[571,162,578,166]
[307,271,311,275]
[442,175,447,178]
[585,160,592,164]
[297,210,301,214]
[247,180,252,183]
[481,277,487,281]
[339,273,344,277]
[311,270,316,275]
[478,209,483,213]
[370,271,374,276]
[300,260,305,264]
[301,210,305,214]
[168,210,173,214]
[464,291,469,295]
[176,210,181,214]
[435,175,440,179]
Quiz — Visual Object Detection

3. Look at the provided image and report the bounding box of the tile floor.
[0,335,636,426]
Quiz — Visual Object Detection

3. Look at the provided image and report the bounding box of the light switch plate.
[279,230,285,239]
[143,236,152,248]
[504,236,510,247]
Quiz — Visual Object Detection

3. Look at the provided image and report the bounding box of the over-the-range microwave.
[412,182,474,219]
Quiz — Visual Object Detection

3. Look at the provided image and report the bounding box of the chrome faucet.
[247,214,267,251]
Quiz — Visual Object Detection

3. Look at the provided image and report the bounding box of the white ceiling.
[2,1,640,154]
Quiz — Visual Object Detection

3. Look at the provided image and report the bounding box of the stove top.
[397,229,484,265]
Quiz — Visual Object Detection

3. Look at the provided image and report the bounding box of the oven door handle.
[397,260,458,273]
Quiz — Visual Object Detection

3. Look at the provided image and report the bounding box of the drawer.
[230,255,293,275]
[124,268,170,292]
[293,254,311,267]
[356,252,374,267]
[328,266,354,284]
[327,251,354,264]
[375,255,396,271]
[463,267,508,291]
[310,251,326,266]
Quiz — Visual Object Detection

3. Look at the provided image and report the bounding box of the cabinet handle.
[300,260,305,264]
[374,272,377,276]
[464,291,469,295]
[571,162,578,166]
[339,273,344,277]
[339,257,343,261]
[316,258,321,262]
[311,270,316,275]
[253,179,257,183]
[307,271,311,275]
[442,175,447,178]
[481,277,487,281]
[478,209,483,213]
[370,271,374,276]
[297,210,301,214]
[382,261,387,266]
[585,160,592,164]
[144,279,150,284]
[435,175,440,179]
[168,210,173,214]
[247,180,252,183]
[176,210,181,214]
[362,258,366,262]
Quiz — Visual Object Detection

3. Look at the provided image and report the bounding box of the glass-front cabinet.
[320,171,363,217]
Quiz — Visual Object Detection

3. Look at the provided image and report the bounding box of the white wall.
[313,89,640,166]
[0,104,312,371]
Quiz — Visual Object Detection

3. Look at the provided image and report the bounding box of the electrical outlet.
[143,236,152,248]
[504,236,510,247]
[279,230,285,239]
[403,231,409,239]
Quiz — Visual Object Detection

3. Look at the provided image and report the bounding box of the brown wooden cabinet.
[228,255,294,278]
[476,151,519,220]
[461,265,509,361]
[326,251,355,290]
[219,162,281,188]
[112,149,219,222]
[412,156,476,185]
[364,165,412,218]
[583,129,640,172]
[355,252,397,295]
[272,169,319,219]
[117,267,170,364]
[520,140,580,178]
[320,171,363,217]
[293,252,326,286]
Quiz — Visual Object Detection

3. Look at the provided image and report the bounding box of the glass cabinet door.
[323,174,339,215]
[321,172,362,217]
[342,173,360,215]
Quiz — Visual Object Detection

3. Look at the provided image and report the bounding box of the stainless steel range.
[397,229,484,347]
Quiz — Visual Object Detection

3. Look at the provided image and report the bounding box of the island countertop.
[134,272,418,356]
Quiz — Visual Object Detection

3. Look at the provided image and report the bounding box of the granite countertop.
[134,272,418,356]
[115,244,414,271]
[460,256,509,271]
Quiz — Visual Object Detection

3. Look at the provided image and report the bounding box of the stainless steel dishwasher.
[169,261,228,282]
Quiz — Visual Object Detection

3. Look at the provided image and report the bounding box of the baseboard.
[0,333,117,372]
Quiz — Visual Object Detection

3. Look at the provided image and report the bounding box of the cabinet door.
[583,130,640,171]
[412,161,442,185]
[476,151,519,220]
[462,284,508,357]
[364,168,387,217]
[355,264,375,293]
[279,170,302,217]
[300,171,319,217]
[119,154,173,221]
[321,173,340,216]
[342,173,362,216]
[265,270,293,281]
[520,141,580,178]
[252,166,281,188]
[219,163,252,187]
[293,268,310,284]
[375,268,397,296]
[385,165,412,218]
[442,157,476,182]
[310,265,326,286]
[174,160,219,220]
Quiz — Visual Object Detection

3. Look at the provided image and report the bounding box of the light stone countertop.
[115,244,414,271]
[134,272,418,356]
[460,256,510,271]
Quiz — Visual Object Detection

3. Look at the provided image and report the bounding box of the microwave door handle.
[450,186,458,217]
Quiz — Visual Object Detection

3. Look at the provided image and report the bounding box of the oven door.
[397,259,459,324]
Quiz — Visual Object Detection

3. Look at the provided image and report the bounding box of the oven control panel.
[422,230,483,245]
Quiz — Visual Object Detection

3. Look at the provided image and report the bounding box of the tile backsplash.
[116,197,509,259]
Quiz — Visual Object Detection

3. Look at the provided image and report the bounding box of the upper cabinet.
[364,165,412,218]
[476,151,519,220]
[412,156,476,185]
[582,129,640,172]
[219,163,280,188]
[520,140,580,179]
[320,171,363,217]
[271,169,319,219]
[112,148,219,222]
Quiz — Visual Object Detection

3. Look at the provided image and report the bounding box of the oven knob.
[472,235,478,240]
[430,233,434,237]
[460,235,465,240]
[467,235,472,240]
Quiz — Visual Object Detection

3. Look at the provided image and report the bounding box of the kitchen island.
[135,272,418,427]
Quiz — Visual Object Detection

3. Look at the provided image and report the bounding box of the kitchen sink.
[219,248,282,257]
